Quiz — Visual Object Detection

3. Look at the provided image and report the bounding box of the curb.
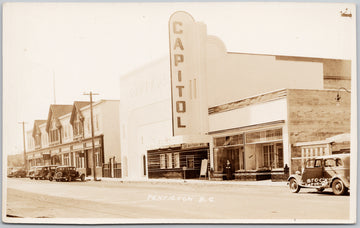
[95,178,288,187]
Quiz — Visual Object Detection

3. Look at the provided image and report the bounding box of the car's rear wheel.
[67,176,72,182]
[332,179,347,195]
[289,178,301,193]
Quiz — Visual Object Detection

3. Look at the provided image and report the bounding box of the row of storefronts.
[26,100,121,178]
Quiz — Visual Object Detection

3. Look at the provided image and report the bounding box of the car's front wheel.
[289,178,301,193]
[332,179,347,195]
[80,174,85,182]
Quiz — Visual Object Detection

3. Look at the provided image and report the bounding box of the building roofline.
[227,52,351,61]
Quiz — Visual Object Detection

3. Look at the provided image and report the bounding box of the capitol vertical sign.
[169,11,208,136]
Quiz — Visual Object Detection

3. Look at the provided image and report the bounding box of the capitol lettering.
[173,21,186,128]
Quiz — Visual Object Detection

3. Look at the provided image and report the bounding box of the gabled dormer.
[32,120,46,149]
[70,101,90,140]
[46,104,73,146]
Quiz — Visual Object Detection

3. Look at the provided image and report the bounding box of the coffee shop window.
[174,153,180,168]
[213,134,245,173]
[186,155,194,169]
[166,153,173,169]
[160,154,166,169]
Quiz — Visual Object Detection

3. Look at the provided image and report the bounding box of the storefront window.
[174,153,180,168]
[76,154,85,168]
[274,143,283,169]
[260,143,284,169]
[213,147,244,172]
[160,154,165,169]
[186,155,194,169]
[64,154,70,166]
[214,134,243,147]
[95,152,101,167]
[246,128,282,144]
[166,153,173,169]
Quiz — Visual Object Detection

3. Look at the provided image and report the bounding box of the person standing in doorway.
[225,160,232,180]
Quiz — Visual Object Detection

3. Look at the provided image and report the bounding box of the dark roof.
[46,104,73,132]
[50,105,73,119]
[32,120,47,137]
[74,101,90,109]
[70,101,90,125]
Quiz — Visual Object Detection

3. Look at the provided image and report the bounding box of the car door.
[301,159,323,185]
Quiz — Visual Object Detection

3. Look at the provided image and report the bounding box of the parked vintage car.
[28,166,41,179]
[53,166,86,182]
[46,165,59,181]
[33,165,58,180]
[7,167,27,178]
[288,154,350,195]
[31,166,45,180]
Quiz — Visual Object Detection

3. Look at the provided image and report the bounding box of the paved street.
[5,178,350,221]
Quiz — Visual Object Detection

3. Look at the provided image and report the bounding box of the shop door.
[224,147,240,172]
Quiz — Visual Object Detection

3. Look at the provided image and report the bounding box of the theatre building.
[120,11,352,181]
[26,100,121,178]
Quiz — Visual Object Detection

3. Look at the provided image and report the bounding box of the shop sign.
[42,153,51,160]
[181,143,208,150]
[61,147,70,152]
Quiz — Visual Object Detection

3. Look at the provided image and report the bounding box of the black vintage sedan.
[53,166,86,182]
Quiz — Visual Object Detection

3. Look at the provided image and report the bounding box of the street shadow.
[299,190,350,196]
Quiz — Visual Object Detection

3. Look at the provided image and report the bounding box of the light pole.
[83,91,100,181]
[18,121,27,171]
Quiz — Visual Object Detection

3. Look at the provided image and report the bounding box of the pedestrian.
[225,160,232,180]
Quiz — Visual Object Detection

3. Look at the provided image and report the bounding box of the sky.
[3,2,356,155]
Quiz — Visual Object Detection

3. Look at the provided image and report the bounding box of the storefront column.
[209,139,214,170]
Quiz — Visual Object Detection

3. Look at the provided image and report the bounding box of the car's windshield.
[335,158,343,167]
[324,158,344,167]
[306,159,315,168]
[325,159,336,167]
[314,159,322,167]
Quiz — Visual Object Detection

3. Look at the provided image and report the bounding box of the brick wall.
[287,89,351,144]
[287,89,351,172]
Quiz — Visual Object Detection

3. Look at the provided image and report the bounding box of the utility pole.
[53,69,56,104]
[83,91,100,181]
[18,121,27,171]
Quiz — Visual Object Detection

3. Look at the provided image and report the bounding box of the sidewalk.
[93,177,288,187]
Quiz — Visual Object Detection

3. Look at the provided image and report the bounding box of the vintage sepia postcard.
[2,2,357,224]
